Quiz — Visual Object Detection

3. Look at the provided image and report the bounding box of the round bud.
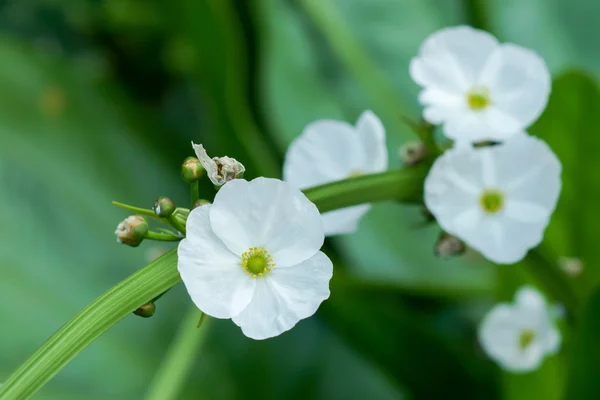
[134,302,156,318]
[181,157,204,183]
[399,141,427,166]
[434,232,466,258]
[115,215,149,247]
[192,199,211,209]
[154,197,176,217]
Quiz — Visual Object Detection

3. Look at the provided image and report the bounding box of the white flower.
[410,26,551,143]
[178,177,333,340]
[192,143,245,186]
[479,286,561,373]
[283,110,388,236]
[424,134,561,264]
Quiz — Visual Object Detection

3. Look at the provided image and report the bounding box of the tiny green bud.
[181,156,204,183]
[154,197,176,217]
[558,257,583,277]
[399,141,427,166]
[115,215,148,247]
[193,199,211,209]
[434,232,466,258]
[134,302,156,318]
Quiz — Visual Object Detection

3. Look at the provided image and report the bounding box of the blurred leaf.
[0,37,189,399]
[487,0,600,78]
[529,72,600,300]
[321,275,499,399]
[564,288,600,399]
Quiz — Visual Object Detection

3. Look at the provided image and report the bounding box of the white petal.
[178,205,255,318]
[479,304,523,365]
[210,178,324,267]
[355,110,389,172]
[442,112,504,143]
[543,326,562,355]
[192,142,219,184]
[419,88,465,124]
[270,252,333,330]
[322,204,371,236]
[232,279,281,340]
[283,120,366,188]
[479,44,551,130]
[515,286,547,312]
[410,26,499,92]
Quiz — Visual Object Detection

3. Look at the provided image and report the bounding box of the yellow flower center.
[241,247,274,278]
[467,86,491,110]
[480,189,504,214]
[518,329,536,350]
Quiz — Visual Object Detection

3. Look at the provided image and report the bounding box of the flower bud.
[193,199,211,209]
[181,156,204,183]
[399,141,427,166]
[115,215,148,247]
[434,232,466,258]
[154,197,176,217]
[558,257,583,277]
[192,142,245,186]
[134,302,156,318]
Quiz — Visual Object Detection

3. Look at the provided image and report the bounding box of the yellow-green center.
[241,247,274,278]
[518,329,536,350]
[467,86,491,110]
[349,170,363,178]
[480,189,505,214]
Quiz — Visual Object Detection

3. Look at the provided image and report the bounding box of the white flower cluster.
[413,26,562,265]
[176,25,563,372]
[412,26,563,373]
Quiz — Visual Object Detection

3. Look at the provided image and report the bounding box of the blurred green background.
[2,0,600,398]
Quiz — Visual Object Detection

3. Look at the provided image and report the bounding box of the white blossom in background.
[283,111,388,236]
[178,178,333,340]
[479,286,561,373]
[410,26,551,143]
[192,143,245,186]
[424,134,561,264]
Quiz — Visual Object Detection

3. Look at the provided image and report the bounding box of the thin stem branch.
[190,181,199,207]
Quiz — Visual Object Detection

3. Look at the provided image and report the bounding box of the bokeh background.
[1,0,600,398]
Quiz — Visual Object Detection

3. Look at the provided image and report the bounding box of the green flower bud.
[181,157,204,183]
[154,197,176,217]
[115,215,148,247]
[434,232,466,258]
[399,141,427,166]
[134,302,156,318]
[192,199,211,209]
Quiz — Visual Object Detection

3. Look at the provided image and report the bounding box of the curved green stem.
[145,308,209,400]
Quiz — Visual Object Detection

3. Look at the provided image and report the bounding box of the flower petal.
[321,204,371,236]
[410,26,499,93]
[210,178,324,267]
[178,205,255,318]
[192,142,219,184]
[479,44,551,129]
[355,110,388,172]
[283,120,366,188]
[232,279,281,340]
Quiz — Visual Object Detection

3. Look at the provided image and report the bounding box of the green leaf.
[529,72,600,300]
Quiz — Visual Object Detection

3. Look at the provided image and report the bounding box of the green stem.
[145,231,183,242]
[190,181,199,207]
[168,215,187,235]
[145,308,209,400]
[112,201,160,220]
